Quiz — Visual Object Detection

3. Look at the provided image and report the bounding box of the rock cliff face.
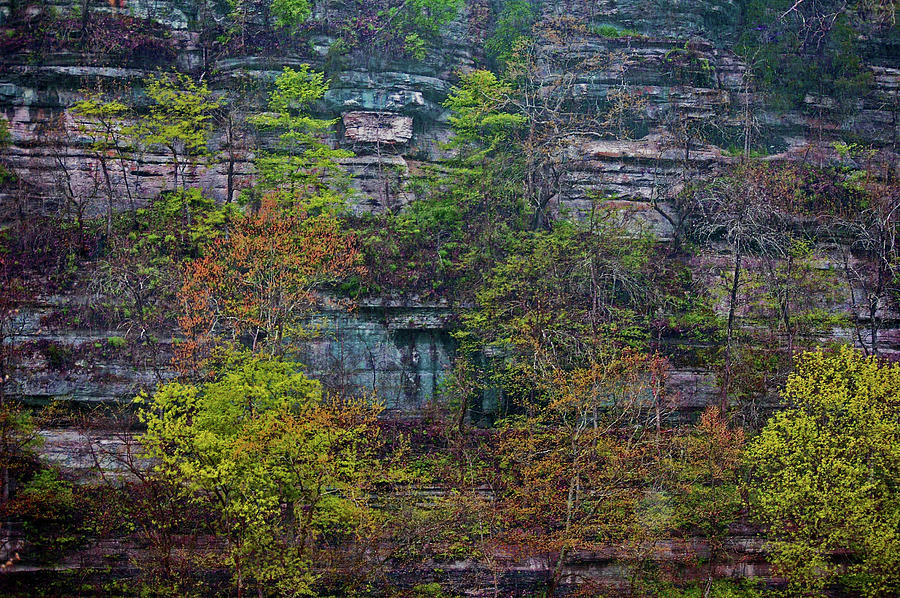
[1,0,898,404]
[3,0,896,214]
[7,295,455,406]
[1,1,898,594]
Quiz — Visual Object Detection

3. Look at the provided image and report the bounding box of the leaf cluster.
[748,346,900,596]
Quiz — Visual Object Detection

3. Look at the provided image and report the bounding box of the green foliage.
[671,408,745,563]
[70,92,131,166]
[444,69,526,159]
[445,35,650,229]
[722,145,768,159]
[106,336,127,349]
[0,116,14,185]
[129,72,220,190]
[349,162,526,300]
[412,582,452,597]
[270,0,312,29]
[17,469,75,520]
[747,346,900,596]
[744,238,847,337]
[138,352,392,596]
[90,188,233,332]
[590,23,642,38]
[71,94,128,133]
[138,72,218,154]
[9,10,898,594]
[403,32,427,60]
[9,468,82,562]
[454,211,659,419]
[38,340,74,370]
[664,43,716,87]
[465,214,655,352]
[0,117,12,149]
[330,0,461,60]
[0,115,12,147]
[250,66,352,211]
[652,580,765,597]
[0,402,41,493]
[485,0,537,66]
[323,38,350,74]
[832,141,881,194]
[381,0,463,44]
[136,187,231,253]
[678,161,856,413]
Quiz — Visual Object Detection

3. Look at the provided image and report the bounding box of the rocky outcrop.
[0,1,894,210]
[1,3,897,594]
[2,2,895,232]
[5,296,455,408]
[342,111,415,145]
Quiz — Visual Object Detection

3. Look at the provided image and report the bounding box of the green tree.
[139,353,391,597]
[271,0,311,29]
[0,117,12,186]
[444,69,526,162]
[383,0,463,58]
[387,0,462,40]
[747,346,900,596]
[71,89,135,234]
[484,0,537,67]
[250,66,353,212]
[0,117,10,147]
[131,72,220,195]
[0,402,39,504]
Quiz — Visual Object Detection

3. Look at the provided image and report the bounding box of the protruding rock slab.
[342,111,414,145]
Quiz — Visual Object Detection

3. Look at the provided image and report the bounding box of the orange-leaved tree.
[177,198,364,372]
[491,349,675,595]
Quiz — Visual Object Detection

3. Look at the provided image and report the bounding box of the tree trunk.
[721,246,743,413]
[99,157,114,237]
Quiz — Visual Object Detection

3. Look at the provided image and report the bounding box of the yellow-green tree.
[132,72,220,194]
[747,346,900,596]
[71,90,134,233]
[249,66,352,212]
[139,354,390,597]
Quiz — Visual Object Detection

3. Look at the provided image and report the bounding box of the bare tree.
[830,156,900,355]
[76,406,204,587]
[503,19,644,229]
[679,163,792,411]
[37,113,102,245]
